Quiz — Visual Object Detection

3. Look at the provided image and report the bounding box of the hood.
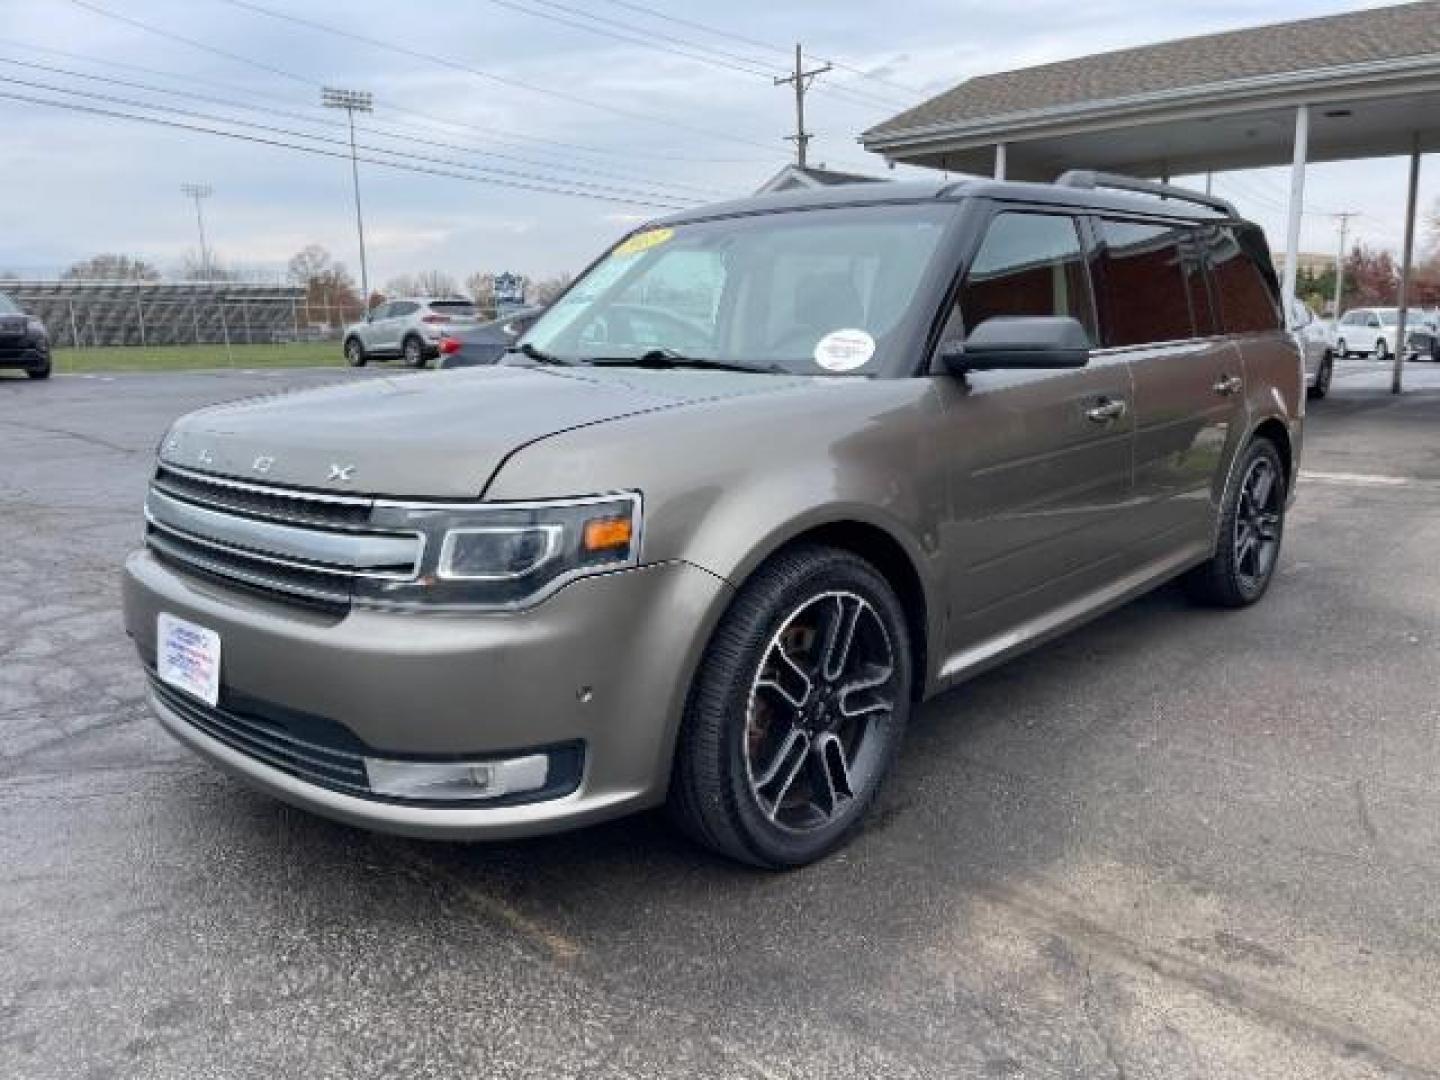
[160,364,810,498]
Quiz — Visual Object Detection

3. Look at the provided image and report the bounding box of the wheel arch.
[723,514,934,702]
[1252,416,1293,482]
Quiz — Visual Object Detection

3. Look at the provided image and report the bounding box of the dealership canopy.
[862,1,1440,392]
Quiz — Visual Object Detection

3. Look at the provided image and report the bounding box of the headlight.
[26,318,46,337]
[357,492,641,610]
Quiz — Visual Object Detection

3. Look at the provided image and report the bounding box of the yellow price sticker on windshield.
[614,227,673,257]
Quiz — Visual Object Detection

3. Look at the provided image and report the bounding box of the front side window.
[956,212,1095,341]
[523,203,955,376]
[1097,219,1194,347]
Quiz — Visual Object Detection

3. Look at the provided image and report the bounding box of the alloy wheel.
[1233,456,1282,595]
[743,591,897,832]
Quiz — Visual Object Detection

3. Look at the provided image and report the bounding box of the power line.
[0,87,689,210]
[481,0,909,113]
[204,0,784,153]
[0,34,769,166]
[0,55,731,201]
[0,73,696,206]
[592,0,924,101]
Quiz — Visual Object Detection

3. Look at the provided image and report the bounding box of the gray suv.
[124,173,1302,867]
[343,296,478,368]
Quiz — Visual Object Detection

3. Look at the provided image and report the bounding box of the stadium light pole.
[180,183,213,279]
[322,86,373,313]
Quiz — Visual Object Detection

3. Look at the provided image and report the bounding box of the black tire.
[1374,338,1389,363]
[344,337,367,367]
[1334,337,1348,359]
[1183,438,1287,609]
[669,544,912,868]
[26,362,51,380]
[403,335,426,368]
[1307,352,1332,399]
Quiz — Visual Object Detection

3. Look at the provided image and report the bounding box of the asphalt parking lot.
[2,359,1438,1079]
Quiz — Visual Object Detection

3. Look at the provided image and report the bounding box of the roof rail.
[1055,170,1238,218]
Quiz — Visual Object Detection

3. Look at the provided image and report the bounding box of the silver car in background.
[343,297,479,368]
[1288,299,1333,399]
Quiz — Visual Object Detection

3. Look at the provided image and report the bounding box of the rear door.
[936,207,1138,660]
[1091,216,1248,555]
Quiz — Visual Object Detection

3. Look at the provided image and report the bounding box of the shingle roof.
[865,1,1440,140]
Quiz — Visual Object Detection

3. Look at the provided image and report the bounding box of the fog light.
[364,753,549,801]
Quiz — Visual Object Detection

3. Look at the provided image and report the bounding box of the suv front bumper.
[0,335,50,371]
[122,549,730,838]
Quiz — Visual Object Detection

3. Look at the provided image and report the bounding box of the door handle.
[1085,397,1127,424]
[1213,374,1244,396]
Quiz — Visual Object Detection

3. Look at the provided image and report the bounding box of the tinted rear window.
[1205,225,1282,334]
[1096,219,1194,346]
[430,301,477,315]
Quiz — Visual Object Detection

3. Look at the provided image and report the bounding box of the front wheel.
[1334,337,1348,359]
[344,338,367,367]
[670,545,912,868]
[1307,352,1333,399]
[1374,338,1389,362]
[403,336,426,368]
[1184,439,1287,608]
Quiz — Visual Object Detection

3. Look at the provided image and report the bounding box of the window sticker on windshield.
[614,227,674,257]
[814,328,875,372]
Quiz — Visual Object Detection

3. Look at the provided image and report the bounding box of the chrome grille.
[145,464,422,609]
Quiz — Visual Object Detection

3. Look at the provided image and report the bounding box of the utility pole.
[180,183,213,279]
[774,43,830,169]
[322,86,373,313]
[1330,211,1356,320]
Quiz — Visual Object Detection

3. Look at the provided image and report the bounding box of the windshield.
[0,293,18,315]
[520,203,954,375]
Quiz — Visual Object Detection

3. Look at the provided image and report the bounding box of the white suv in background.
[1332,307,1428,362]
[343,297,479,368]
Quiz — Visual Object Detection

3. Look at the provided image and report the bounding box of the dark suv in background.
[0,291,51,379]
[124,172,1301,867]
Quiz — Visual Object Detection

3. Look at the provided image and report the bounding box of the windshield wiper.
[588,349,784,374]
[505,342,571,366]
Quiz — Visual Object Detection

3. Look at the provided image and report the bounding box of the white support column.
[993,142,1007,181]
[1392,133,1421,396]
[1281,104,1310,313]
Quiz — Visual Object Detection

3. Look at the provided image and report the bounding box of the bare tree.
[287,244,361,325]
[414,269,457,297]
[528,273,572,306]
[179,249,238,281]
[465,271,496,318]
[62,253,160,281]
[383,274,419,298]
[287,244,334,285]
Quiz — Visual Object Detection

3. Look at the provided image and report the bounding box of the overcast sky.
[1,0,1434,288]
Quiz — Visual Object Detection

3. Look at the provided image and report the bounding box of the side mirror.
[940,316,1091,374]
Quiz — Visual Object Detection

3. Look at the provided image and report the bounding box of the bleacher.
[4,280,311,348]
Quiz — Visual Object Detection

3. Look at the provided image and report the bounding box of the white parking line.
[1300,471,1411,487]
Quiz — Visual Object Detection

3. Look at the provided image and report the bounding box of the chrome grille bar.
[146,489,419,576]
[144,465,423,608]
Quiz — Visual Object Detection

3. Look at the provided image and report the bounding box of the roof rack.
[1055,170,1237,218]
